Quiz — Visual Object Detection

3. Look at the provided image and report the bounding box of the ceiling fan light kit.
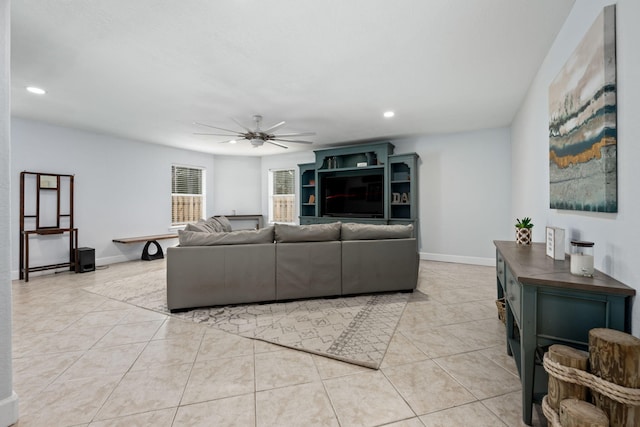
[194,115,315,149]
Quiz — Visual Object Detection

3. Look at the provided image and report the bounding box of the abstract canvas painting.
[549,5,617,212]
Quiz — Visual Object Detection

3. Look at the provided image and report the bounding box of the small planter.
[516,228,532,245]
[514,217,534,246]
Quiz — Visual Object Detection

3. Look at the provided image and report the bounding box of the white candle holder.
[570,240,594,277]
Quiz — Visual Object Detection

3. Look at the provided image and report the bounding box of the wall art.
[549,5,617,212]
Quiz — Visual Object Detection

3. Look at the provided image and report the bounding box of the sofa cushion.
[178,226,274,246]
[274,222,341,243]
[341,223,413,240]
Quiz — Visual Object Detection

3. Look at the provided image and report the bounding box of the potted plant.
[515,217,534,245]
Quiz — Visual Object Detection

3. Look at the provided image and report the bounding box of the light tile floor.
[10,260,549,426]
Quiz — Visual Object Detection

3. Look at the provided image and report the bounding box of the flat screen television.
[321,171,384,218]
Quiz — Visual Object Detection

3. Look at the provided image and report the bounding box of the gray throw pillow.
[203,217,224,232]
[341,223,414,240]
[214,216,233,232]
[274,222,341,243]
[184,222,210,233]
[178,226,274,246]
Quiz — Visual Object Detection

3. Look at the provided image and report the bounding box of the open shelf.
[389,156,415,220]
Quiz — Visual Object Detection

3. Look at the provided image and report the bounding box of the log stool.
[560,398,609,427]
[590,328,640,427]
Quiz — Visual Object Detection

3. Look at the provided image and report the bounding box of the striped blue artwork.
[548,5,617,213]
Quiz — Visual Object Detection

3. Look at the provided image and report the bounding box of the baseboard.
[0,391,19,427]
[419,252,495,267]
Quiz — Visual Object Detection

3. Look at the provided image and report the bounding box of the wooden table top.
[494,240,635,296]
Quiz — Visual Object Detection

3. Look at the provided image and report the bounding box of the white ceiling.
[11,0,576,156]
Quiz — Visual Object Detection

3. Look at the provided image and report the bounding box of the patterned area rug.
[83,269,410,368]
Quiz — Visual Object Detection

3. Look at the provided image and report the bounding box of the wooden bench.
[112,233,178,260]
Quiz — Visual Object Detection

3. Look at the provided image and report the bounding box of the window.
[269,169,295,223]
[171,165,205,225]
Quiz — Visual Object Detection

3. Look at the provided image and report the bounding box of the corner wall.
[511,0,640,334]
[393,128,512,264]
[1,0,19,424]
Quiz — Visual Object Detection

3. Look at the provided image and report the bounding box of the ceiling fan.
[193,115,315,149]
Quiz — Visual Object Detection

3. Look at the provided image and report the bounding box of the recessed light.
[26,86,46,95]
[383,111,395,118]
[229,140,237,144]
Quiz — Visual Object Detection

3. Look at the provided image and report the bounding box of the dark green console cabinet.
[494,241,635,425]
[299,142,418,226]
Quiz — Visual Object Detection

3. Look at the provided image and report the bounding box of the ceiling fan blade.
[272,132,315,138]
[193,132,241,137]
[272,138,314,144]
[262,121,286,134]
[267,140,289,149]
[193,121,242,134]
[230,117,253,133]
[194,117,313,149]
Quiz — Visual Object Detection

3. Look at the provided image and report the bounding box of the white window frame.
[268,168,296,224]
[171,164,206,227]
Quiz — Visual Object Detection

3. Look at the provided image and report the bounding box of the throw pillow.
[274,222,341,243]
[184,222,210,233]
[214,215,233,232]
[341,223,414,240]
[202,217,224,232]
[178,226,274,246]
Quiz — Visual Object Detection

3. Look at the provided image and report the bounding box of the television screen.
[321,172,384,218]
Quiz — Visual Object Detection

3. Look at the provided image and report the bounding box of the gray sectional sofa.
[166,221,418,312]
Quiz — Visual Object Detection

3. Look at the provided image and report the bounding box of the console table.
[494,240,635,425]
[22,228,78,282]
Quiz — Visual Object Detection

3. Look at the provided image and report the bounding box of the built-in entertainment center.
[299,142,418,225]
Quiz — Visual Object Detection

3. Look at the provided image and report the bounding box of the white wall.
[1,0,19,424]
[511,0,640,334]
[11,118,216,272]
[392,128,512,264]
[211,155,262,217]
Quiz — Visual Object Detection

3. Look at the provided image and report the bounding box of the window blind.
[273,169,294,195]
[171,165,204,225]
[172,166,202,195]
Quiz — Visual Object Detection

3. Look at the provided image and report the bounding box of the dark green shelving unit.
[298,142,418,227]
